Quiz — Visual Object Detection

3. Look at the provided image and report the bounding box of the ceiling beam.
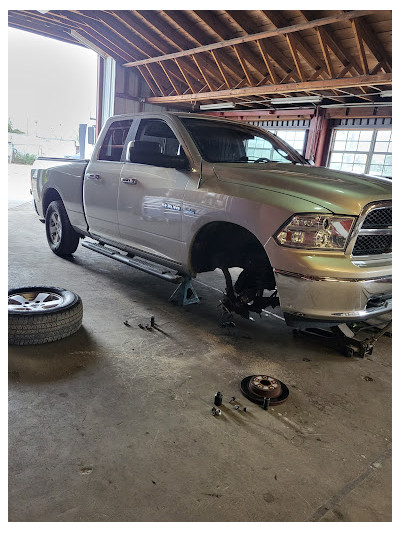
[123,10,375,68]
[145,73,392,104]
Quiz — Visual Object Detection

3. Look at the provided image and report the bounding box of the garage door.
[327,118,392,178]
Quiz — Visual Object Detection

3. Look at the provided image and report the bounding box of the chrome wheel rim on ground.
[8,291,65,312]
[49,211,62,245]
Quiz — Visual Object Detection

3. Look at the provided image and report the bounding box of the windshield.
[180,117,307,164]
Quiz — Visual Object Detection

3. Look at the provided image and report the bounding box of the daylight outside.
[8,28,97,207]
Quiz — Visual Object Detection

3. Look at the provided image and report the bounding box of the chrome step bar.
[81,240,184,284]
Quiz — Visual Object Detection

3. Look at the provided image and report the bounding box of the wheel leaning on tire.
[45,200,80,256]
[8,287,83,345]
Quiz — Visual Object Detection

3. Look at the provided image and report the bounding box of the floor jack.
[293,320,392,358]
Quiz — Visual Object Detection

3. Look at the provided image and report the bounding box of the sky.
[8,27,98,141]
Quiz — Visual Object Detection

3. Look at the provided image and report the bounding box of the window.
[180,117,306,164]
[328,129,392,178]
[267,129,307,155]
[135,119,182,156]
[98,119,133,161]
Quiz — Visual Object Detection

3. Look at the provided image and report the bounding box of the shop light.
[199,102,236,110]
[271,96,322,105]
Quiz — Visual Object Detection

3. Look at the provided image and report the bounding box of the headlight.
[274,214,355,250]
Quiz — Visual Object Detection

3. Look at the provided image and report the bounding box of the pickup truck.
[31,112,392,326]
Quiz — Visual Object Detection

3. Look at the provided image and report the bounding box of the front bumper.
[274,269,392,325]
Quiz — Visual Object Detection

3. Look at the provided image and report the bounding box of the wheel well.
[42,188,63,216]
[190,222,273,275]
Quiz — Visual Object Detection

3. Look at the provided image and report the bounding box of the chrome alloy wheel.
[49,211,62,245]
[8,291,64,312]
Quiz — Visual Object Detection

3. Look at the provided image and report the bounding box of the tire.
[45,200,79,256]
[8,286,83,345]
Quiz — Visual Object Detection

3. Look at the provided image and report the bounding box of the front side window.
[98,119,133,161]
[180,117,306,164]
[129,119,188,168]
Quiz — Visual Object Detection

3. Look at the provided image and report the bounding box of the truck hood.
[212,162,392,215]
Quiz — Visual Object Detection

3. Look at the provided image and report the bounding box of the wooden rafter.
[256,40,280,84]
[161,10,244,85]
[133,10,227,87]
[137,66,158,96]
[299,11,363,76]
[316,28,335,78]
[222,11,271,80]
[191,55,215,92]
[122,10,215,89]
[123,10,375,68]
[145,73,392,104]
[356,17,392,73]
[158,62,180,95]
[286,34,305,82]
[210,50,231,89]
[233,45,255,86]
[352,18,369,75]
[145,64,166,96]
[174,59,197,94]
[262,10,328,79]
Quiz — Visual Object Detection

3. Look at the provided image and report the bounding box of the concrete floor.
[8,164,392,522]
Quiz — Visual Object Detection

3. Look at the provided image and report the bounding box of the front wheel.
[45,200,79,256]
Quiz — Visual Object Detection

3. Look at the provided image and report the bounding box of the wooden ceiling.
[8,9,392,109]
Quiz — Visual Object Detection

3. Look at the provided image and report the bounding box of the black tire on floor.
[45,200,80,256]
[8,286,83,345]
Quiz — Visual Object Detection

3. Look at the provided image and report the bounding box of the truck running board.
[81,240,184,284]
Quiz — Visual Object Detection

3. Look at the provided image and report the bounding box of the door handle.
[120,177,138,185]
[86,173,101,180]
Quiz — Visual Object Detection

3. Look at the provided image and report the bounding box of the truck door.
[83,118,134,241]
[118,118,190,263]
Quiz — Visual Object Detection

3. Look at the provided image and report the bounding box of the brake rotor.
[240,375,289,406]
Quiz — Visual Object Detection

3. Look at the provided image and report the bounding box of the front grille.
[352,235,392,256]
[352,205,392,256]
[363,207,392,228]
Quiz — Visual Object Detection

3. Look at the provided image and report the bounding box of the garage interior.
[8,10,392,522]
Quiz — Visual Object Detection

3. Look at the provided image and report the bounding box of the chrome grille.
[352,235,392,256]
[363,207,392,228]
[351,204,392,256]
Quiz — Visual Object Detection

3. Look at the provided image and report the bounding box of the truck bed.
[31,158,89,232]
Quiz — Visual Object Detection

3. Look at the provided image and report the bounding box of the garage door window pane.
[374,141,390,152]
[267,129,306,154]
[355,154,367,164]
[376,130,391,142]
[333,140,346,151]
[371,154,385,165]
[343,153,355,163]
[330,153,343,163]
[357,141,372,151]
[328,128,391,177]
[359,131,373,141]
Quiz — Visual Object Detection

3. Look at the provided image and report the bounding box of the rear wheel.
[45,200,79,256]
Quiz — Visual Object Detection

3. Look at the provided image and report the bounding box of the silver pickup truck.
[31,112,392,326]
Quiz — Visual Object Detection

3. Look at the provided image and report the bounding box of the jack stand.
[293,320,392,358]
[169,276,200,306]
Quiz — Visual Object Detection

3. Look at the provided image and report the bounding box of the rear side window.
[98,120,133,161]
